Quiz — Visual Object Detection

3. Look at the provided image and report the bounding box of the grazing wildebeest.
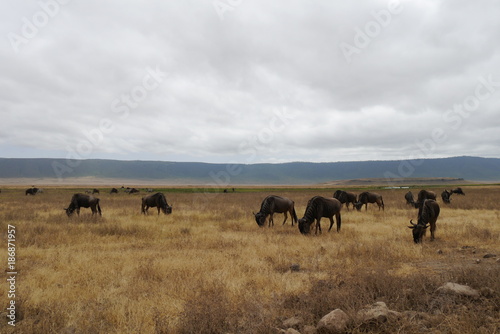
[141,192,172,215]
[146,188,153,193]
[298,196,342,234]
[451,187,465,195]
[415,190,437,215]
[110,188,118,194]
[253,195,297,227]
[64,193,102,217]
[441,190,452,204]
[333,190,357,210]
[354,192,384,211]
[128,188,139,194]
[25,187,39,195]
[92,188,100,194]
[405,191,416,206]
[408,199,440,243]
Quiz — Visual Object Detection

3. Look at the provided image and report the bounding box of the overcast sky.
[1,0,500,164]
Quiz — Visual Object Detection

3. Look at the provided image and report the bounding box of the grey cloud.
[1,0,499,163]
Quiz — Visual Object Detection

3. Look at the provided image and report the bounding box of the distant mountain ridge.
[0,156,499,185]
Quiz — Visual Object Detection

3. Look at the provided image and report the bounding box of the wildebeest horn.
[409,219,416,226]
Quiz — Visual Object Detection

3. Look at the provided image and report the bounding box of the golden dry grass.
[0,185,499,333]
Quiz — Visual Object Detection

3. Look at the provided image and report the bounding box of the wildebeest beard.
[254,212,266,226]
[298,218,312,234]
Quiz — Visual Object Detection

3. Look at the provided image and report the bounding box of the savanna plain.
[0,185,499,333]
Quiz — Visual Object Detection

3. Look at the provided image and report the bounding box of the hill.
[0,156,499,185]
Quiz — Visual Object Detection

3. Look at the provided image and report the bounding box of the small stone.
[475,259,481,264]
[483,253,497,258]
[283,316,303,329]
[317,309,350,333]
[437,249,443,254]
[290,264,301,272]
[436,282,480,298]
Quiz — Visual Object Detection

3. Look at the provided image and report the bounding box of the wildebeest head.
[298,218,312,234]
[353,202,363,211]
[64,207,75,217]
[163,204,173,214]
[253,212,266,227]
[408,219,428,243]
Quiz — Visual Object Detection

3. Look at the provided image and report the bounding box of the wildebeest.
[408,199,440,243]
[298,196,342,234]
[354,192,384,211]
[415,190,437,215]
[254,195,297,227]
[141,192,172,215]
[110,188,118,194]
[441,190,452,204]
[333,190,357,210]
[404,191,416,206]
[92,188,99,194]
[64,193,102,217]
[451,187,465,195]
[128,188,139,194]
[25,187,39,195]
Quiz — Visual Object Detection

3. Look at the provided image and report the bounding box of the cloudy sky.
[1,0,500,164]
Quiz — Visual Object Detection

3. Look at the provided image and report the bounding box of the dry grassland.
[0,185,499,333]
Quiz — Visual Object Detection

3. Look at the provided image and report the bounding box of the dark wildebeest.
[141,192,172,215]
[128,188,139,194]
[110,188,118,194]
[298,196,342,234]
[25,187,39,195]
[92,188,99,194]
[441,190,452,204]
[404,191,417,206]
[415,190,437,215]
[333,190,357,210]
[354,192,384,211]
[64,193,102,217]
[408,199,440,243]
[254,195,297,227]
[451,187,465,195]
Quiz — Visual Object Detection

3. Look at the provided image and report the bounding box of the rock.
[283,316,303,329]
[290,264,301,272]
[302,325,317,334]
[483,253,496,258]
[356,301,390,324]
[317,309,349,333]
[437,249,443,254]
[475,259,481,264]
[436,282,480,298]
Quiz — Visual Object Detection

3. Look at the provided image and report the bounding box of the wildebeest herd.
[254,188,466,243]
[21,186,466,243]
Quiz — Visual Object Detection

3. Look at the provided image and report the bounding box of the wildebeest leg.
[336,213,341,232]
[76,207,80,216]
[268,213,273,227]
[430,220,436,241]
[157,207,161,215]
[327,216,335,232]
[282,211,288,225]
[365,203,368,211]
[315,218,322,234]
